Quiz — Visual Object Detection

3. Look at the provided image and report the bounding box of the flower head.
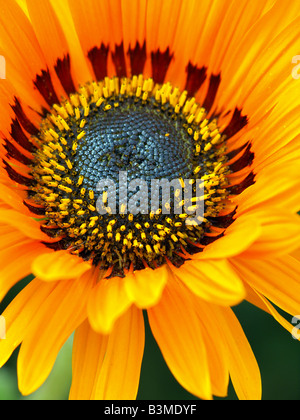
[0,0,300,400]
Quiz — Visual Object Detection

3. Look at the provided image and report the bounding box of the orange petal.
[51,0,91,84]
[67,0,116,78]
[172,259,245,306]
[17,271,95,395]
[0,183,29,215]
[0,278,57,368]
[26,0,68,66]
[0,209,49,241]
[32,250,91,281]
[0,225,27,251]
[148,274,212,400]
[0,240,46,301]
[118,0,147,51]
[216,1,300,113]
[0,0,48,106]
[16,0,28,14]
[234,163,300,214]
[26,0,70,97]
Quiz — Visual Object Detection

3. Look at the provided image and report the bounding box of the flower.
[0,0,300,401]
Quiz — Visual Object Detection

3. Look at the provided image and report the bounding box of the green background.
[0,275,299,400]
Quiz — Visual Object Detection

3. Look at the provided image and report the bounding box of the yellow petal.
[87,275,132,334]
[172,259,245,306]
[231,255,300,317]
[239,209,300,259]
[69,319,109,400]
[124,265,169,309]
[193,299,229,397]
[249,288,297,338]
[91,305,145,400]
[148,274,212,400]
[214,306,261,400]
[32,250,91,281]
[195,214,261,259]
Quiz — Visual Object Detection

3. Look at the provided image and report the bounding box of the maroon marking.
[208,208,237,229]
[229,172,256,195]
[201,232,224,246]
[40,225,62,238]
[203,73,221,112]
[226,142,250,161]
[223,108,248,138]
[180,241,202,257]
[87,44,109,81]
[9,118,36,153]
[11,98,39,136]
[105,266,122,279]
[184,62,207,96]
[23,201,46,216]
[151,48,174,84]
[127,41,147,75]
[3,160,33,187]
[55,54,76,95]
[229,143,254,173]
[4,139,32,165]
[42,239,65,251]
[34,69,59,107]
[111,42,127,78]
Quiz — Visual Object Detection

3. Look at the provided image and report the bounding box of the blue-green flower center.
[31,76,229,277]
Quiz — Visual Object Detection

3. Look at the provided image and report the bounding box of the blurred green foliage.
[0,276,300,400]
[139,304,300,400]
